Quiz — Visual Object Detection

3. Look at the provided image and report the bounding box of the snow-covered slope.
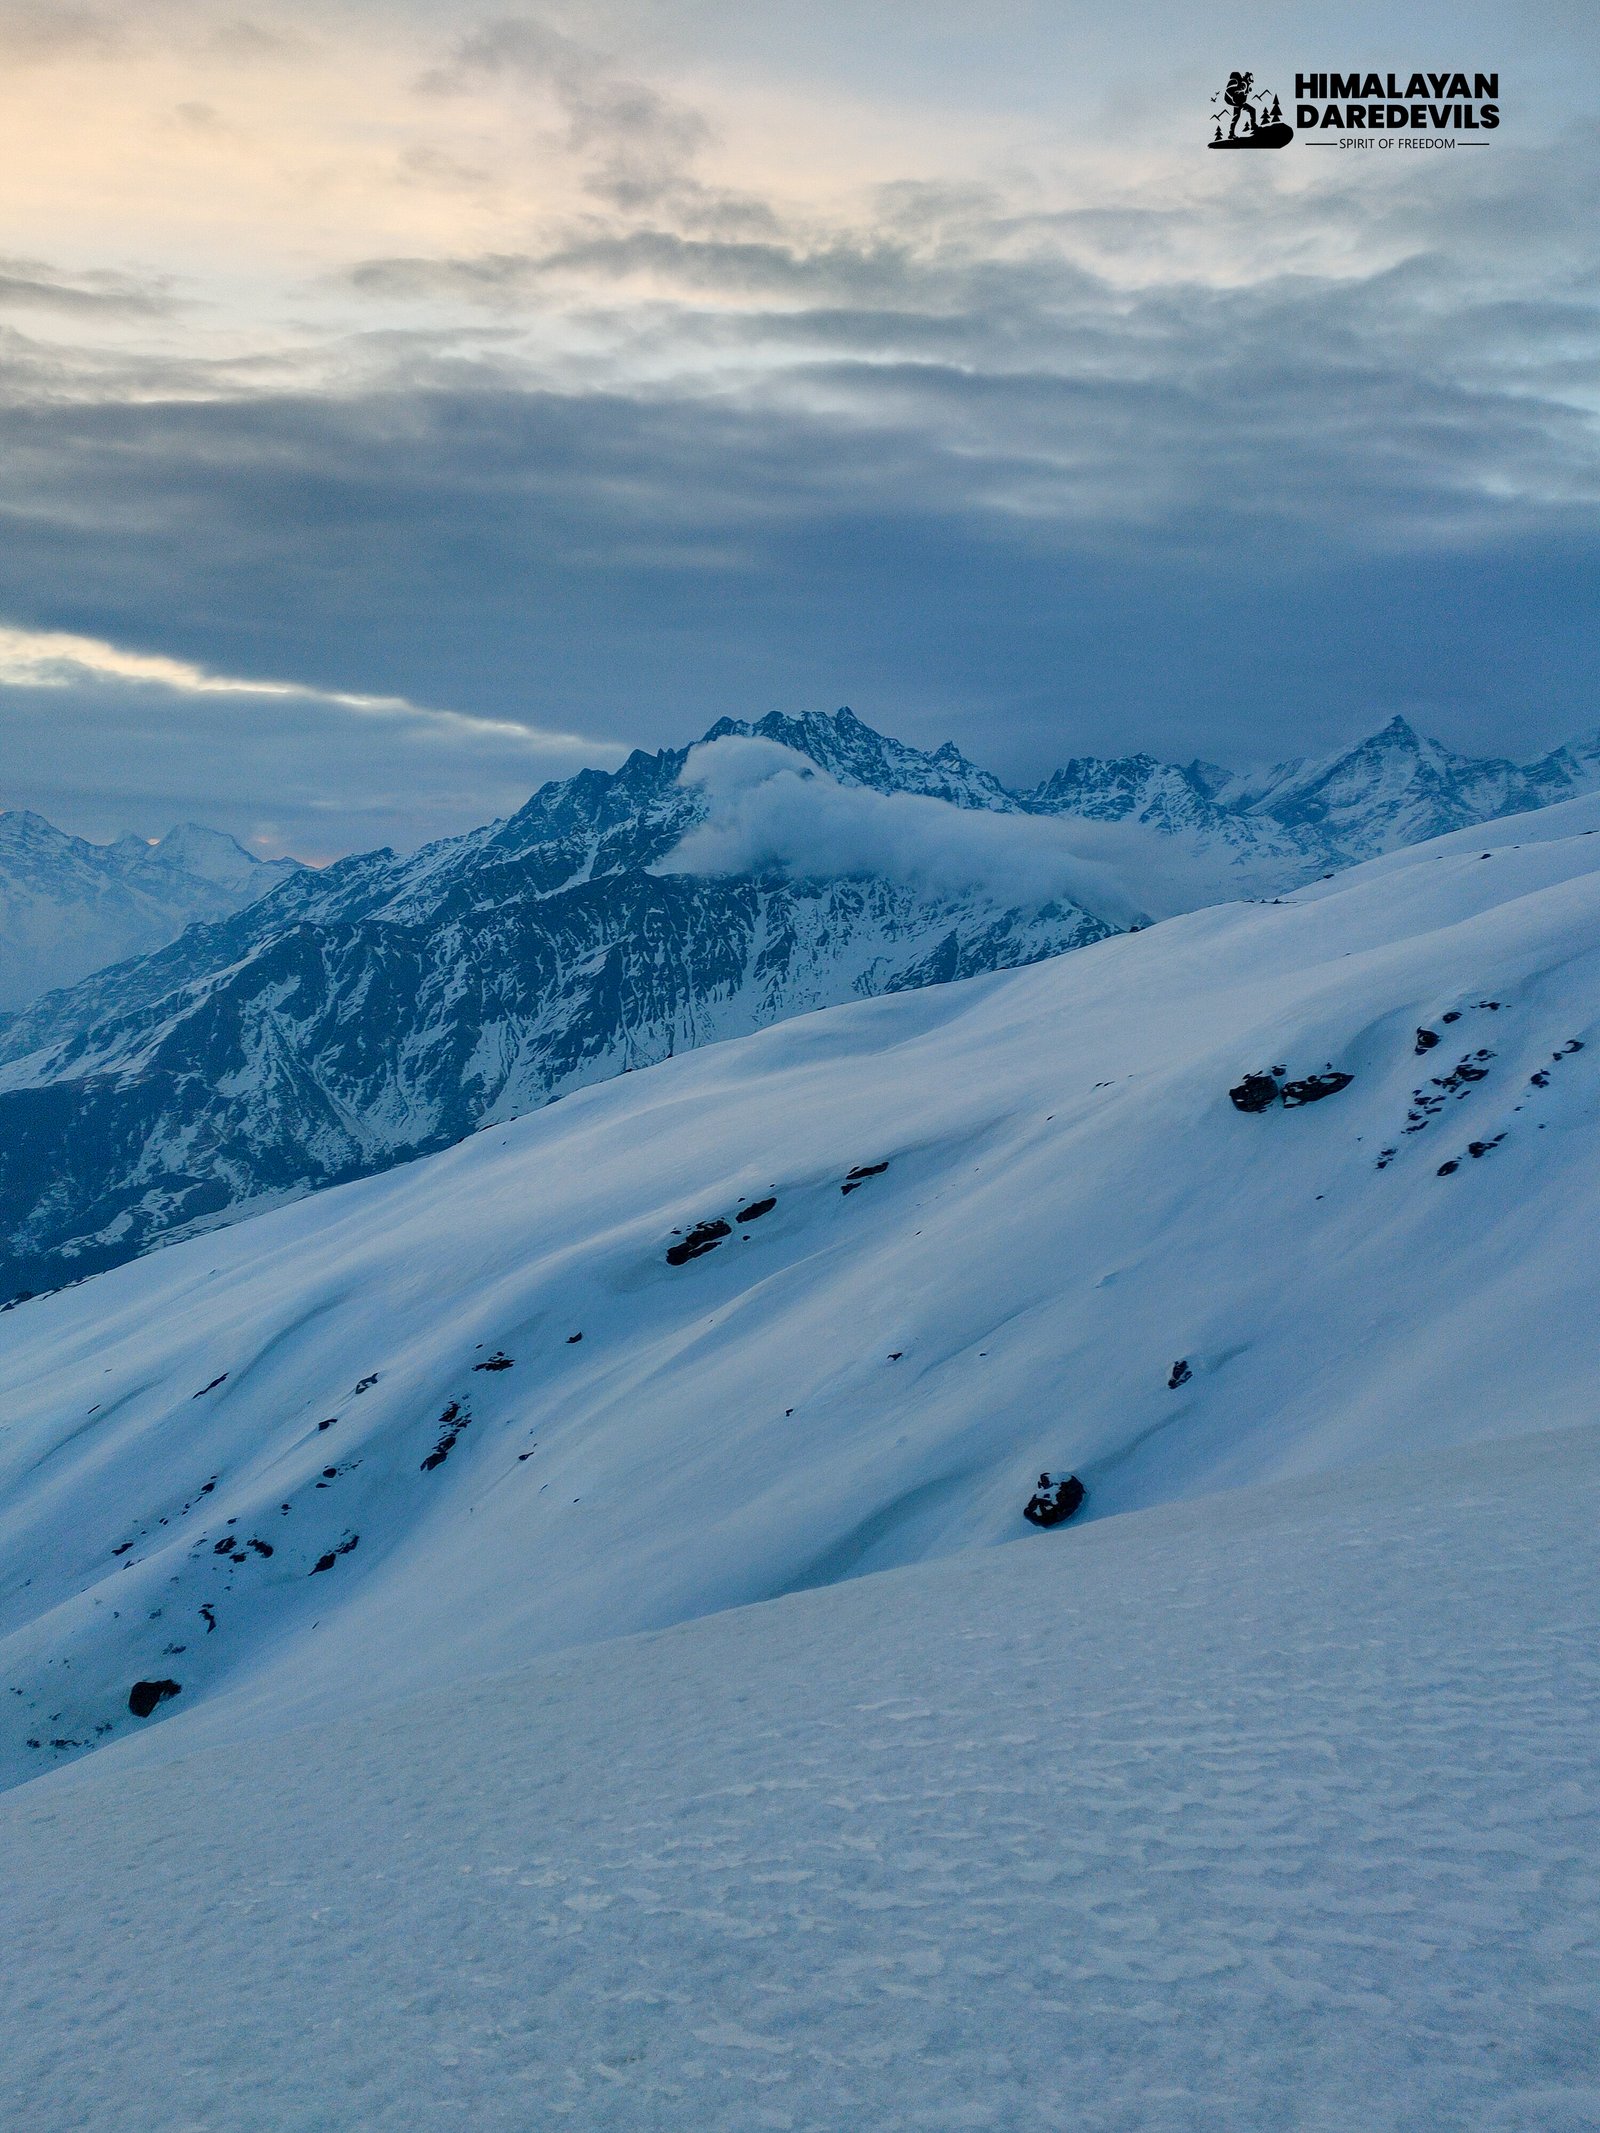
[3,791,1597,1796]
[6,707,1599,1299]
[0,808,299,1012]
[3,1417,1594,2132]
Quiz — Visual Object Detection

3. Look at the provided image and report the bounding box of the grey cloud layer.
[1,16,1597,845]
[340,144,1600,546]
[0,258,172,317]
[418,15,715,211]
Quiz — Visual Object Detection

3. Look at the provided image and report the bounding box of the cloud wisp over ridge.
[662,734,1226,925]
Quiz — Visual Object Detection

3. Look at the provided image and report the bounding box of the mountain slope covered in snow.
[3,1416,1594,2132]
[0,809,299,1012]
[4,706,1599,1298]
[3,789,1597,1797]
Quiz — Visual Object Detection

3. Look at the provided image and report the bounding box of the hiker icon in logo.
[1209,71,1292,149]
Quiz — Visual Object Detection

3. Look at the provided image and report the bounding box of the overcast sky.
[1,0,1596,857]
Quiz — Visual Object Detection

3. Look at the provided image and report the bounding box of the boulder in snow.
[1281,1070,1354,1107]
[127,1680,181,1719]
[1228,1074,1280,1113]
[1023,1473,1085,1528]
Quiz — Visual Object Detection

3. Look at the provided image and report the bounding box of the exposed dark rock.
[1442,1010,1461,1023]
[1434,1057,1490,1090]
[736,1197,776,1223]
[567,1332,583,1344]
[310,1533,359,1574]
[317,1416,336,1431]
[1415,1028,1440,1052]
[422,1400,468,1472]
[1229,1074,1280,1113]
[1023,1473,1086,1529]
[1281,1071,1353,1107]
[1168,1359,1192,1389]
[841,1162,889,1195]
[473,1352,514,1371]
[192,1374,228,1398]
[666,1219,731,1265]
[127,1679,181,1718]
[354,1374,379,1395]
[1438,1160,1459,1176]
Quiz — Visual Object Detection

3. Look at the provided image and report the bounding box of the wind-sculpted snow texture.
[1,1423,1596,2131]
[2,790,1598,1796]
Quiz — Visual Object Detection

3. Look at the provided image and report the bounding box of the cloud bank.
[661,735,1155,922]
[0,622,624,858]
[1,4,1597,843]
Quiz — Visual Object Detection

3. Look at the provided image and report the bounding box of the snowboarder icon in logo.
[1209,71,1292,149]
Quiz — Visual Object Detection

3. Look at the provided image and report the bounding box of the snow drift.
[4,787,1600,2133]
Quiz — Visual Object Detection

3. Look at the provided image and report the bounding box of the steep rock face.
[704,708,1017,811]
[0,811,299,1012]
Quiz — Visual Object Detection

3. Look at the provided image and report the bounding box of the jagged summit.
[700,706,1015,811]
[0,808,299,1013]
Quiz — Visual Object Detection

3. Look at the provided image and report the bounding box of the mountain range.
[0,811,300,1014]
[2,706,1597,1299]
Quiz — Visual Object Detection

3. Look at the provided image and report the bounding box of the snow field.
[3,1418,1597,2132]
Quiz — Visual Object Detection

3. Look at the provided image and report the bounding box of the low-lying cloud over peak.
[661,735,1152,923]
